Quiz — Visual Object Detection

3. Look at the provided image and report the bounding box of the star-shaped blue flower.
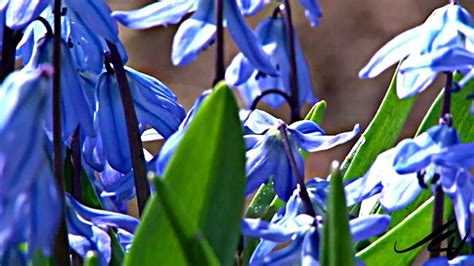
[243,109,359,201]
[359,3,474,98]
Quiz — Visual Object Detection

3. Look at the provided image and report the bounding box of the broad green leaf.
[321,162,354,266]
[125,83,246,266]
[358,197,452,266]
[342,69,416,181]
[153,178,219,265]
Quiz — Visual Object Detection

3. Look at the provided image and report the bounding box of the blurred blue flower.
[226,16,317,109]
[243,109,359,201]
[112,0,276,75]
[93,66,185,174]
[66,194,139,265]
[0,67,60,260]
[359,3,474,98]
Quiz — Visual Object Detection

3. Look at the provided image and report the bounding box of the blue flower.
[112,0,276,75]
[0,67,60,260]
[359,3,474,98]
[66,194,139,265]
[243,109,359,201]
[242,183,390,266]
[26,36,96,141]
[226,15,317,109]
[92,66,185,174]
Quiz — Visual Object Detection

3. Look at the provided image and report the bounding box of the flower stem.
[430,184,444,258]
[71,126,82,201]
[250,89,292,110]
[0,25,22,82]
[214,0,225,85]
[52,0,71,265]
[280,1,300,122]
[278,124,317,218]
[105,41,150,216]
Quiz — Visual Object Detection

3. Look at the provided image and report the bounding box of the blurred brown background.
[108,0,474,178]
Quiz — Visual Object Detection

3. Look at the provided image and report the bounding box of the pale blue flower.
[359,3,474,98]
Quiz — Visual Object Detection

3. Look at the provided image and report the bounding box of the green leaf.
[342,69,416,181]
[305,100,327,125]
[357,197,452,265]
[125,83,246,266]
[153,178,219,265]
[84,251,100,266]
[321,161,354,266]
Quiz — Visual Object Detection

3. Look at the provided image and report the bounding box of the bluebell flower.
[226,16,317,109]
[359,3,474,98]
[0,67,60,260]
[112,0,276,75]
[243,109,359,201]
[92,66,185,174]
[26,36,96,141]
[66,194,139,265]
[241,176,389,265]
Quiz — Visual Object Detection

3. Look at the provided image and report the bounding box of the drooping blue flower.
[243,109,359,201]
[112,0,276,75]
[0,67,61,260]
[92,66,185,174]
[226,15,317,109]
[242,183,390,266]
[66,194,139,266]
[359,3,474,98]
[26,36,96,141]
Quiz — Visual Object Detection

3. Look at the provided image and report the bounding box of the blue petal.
[156,129,186,176]
[5,0,49,29]
[245,137,278,195]
[225,52,255,86]
[251,235,305,265]
[224,0,277,75]
[298,0,322,27]
[433,143,474,169]
[358,26,424,78]
[349,215,391,242]
[379,173,421,212]
[237,0,266,16]
[273,140,300,202]
[396,68,437,99]
[423,255,474,266]
[293,124,360,153]
[172,0,216,66]
[112,0,197,29]
[96,73,131,173]
[243,109,281,134]
[344,176,383,207]
[64,0,119,43]
[241,219,295,242]
[289,120,324,135]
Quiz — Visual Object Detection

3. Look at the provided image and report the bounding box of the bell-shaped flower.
[243,109,359,201]
[0,67,61,259]
[112,0,276,75]
[26,36,96,141]
[93,66,185,174]
[66,194,139,265]
[226,16,317,109]
[359,3,474,98]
